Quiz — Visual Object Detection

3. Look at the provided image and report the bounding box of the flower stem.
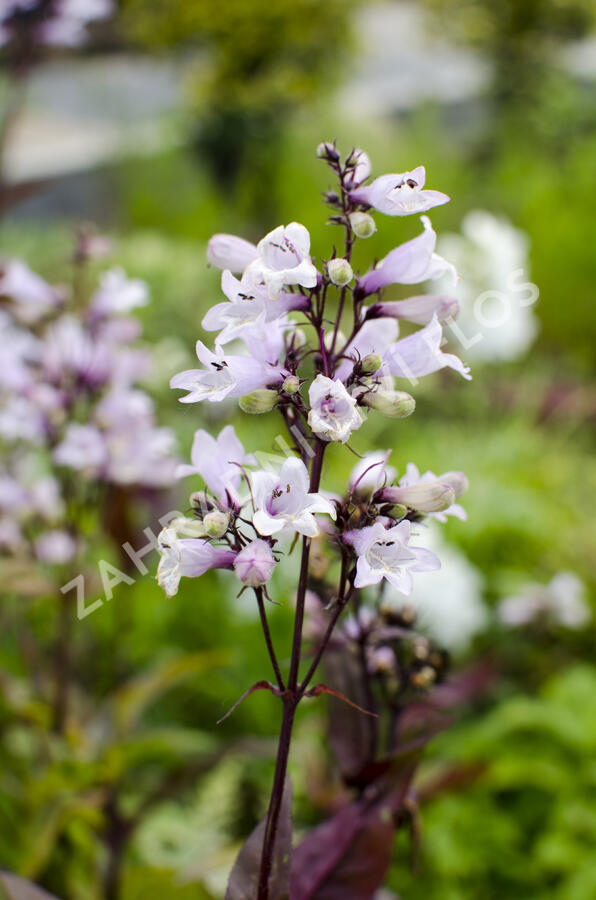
[257,439,326,899]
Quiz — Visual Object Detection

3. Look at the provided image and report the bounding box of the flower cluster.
[159,143,470,609]
[0,0,113,51]
[0,230,177,566]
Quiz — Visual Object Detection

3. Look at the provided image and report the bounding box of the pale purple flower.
[104,424,177,487]
[0,315,40,391]
[307,375,363,443]
[170,341,274,403]
[246,223,318,300]
[176,425,255,504]
[0,260,60,323]
[42,315,111,388]
[373,294,459,326]
[38,0,113,46]
[156,527,237,598]
[30,476,63,521]
[53,423,107,471]
[344,520,440,594]
[95,389,154,430]
[252,456,336,538]
[202,269,306,346]
[0,518,22,550]
[358,216,457,296]
[383,314,471,381]
[207,234,259,273]
[367,646,396,674]
[350,166,449,216]
[498,572,590,629]
[89,268,148,318]
[350,451,396,493]
[241,315,290,367]
[234,539,276,587]
[35,529,78,564]
[0,396,45,444]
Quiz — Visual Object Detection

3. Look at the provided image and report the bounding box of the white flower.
[498,572,590,629]
[246,223,318,300]
[156,527,236,598]
[170,341,273,403]
[350,451,397,493]
[252,456,336,538]
[308,375,363,443]
[206,233,258,272]
[175,425,255,504]
[90,267,148,317]
[383,314,471,382]
[202,270,301,346]
[350,166,449,217]
[344,520,440,594]
[436,210,539,363]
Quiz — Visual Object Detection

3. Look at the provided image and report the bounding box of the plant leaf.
[290,766,415,899]
[226,778,292,900]
[304,684,377,717]
[217,681,277,725]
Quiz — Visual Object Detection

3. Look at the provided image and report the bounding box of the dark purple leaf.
[305,683,377,718]
[323,650,372,778]
[226,778,292,900]
[290,766,415,899]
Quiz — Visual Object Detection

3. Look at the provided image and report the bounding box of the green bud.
[283,375,300,394]
[327,257,353,286]
[362,390,416,418]
[203,510,231,538]
[349,211,377,239]
[239,389,277,414]
[360,353,382,374]
[384,503,408,521]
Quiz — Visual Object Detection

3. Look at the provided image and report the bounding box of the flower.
[234,540,276,587]
[252,456,336,538]
[0,260,60,323]
[175,425,255,504]
[156,527,237,598]
[358,216,457,296]
[379,462,468,521]
[383,314,471,381]
[498,572,590,629]
[308,375,363,443]
[202,270,305,346]
[350,166,449,216]
[350,451,397,493]
[246,223,318,300]
[344,520,440,594]
[207,234,258,273]
[35,529,78,564]
[334,318,399,382]
[89,267,148,318]
[373,294,459,326]
[170,341,274,403]
[53,423,107,472]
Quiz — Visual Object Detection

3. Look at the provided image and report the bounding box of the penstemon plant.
[159,141,472,898]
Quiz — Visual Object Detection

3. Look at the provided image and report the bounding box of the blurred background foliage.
[1,0,595,897]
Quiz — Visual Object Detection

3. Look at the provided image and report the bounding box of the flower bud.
[203,511,231,538]
[206,234,258,273]
[361,390,416,418]
[283,375,301,395]
[349,212,377,239]
[316,141,340,161]
[379,481,456,513]
[360,353,382,374]
[170,516,206,538]
[327,258,353,287]
[239,389,278,414]
[234,539,276,587]
[384,503,408,521]
[440,470,469,498]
